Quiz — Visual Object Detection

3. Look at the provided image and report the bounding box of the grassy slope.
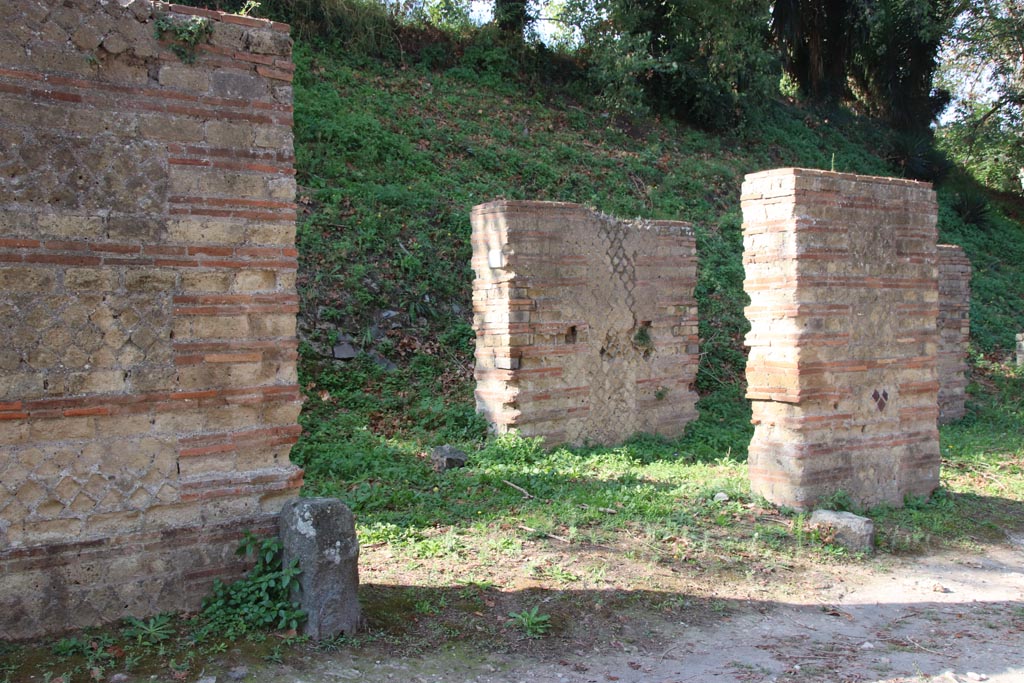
[288,34,1024,560]
[291,33,1024,437]
[292,37,895,444]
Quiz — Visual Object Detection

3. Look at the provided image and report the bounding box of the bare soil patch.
[235,537,1024,683]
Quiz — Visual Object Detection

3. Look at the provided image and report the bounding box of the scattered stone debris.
[332,341,359,359]
[369,350,398,371]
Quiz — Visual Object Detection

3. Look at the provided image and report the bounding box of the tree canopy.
[937,0,1024,193]
[774,0,957,132]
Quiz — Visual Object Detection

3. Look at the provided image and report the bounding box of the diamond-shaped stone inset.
[871,389,889,412]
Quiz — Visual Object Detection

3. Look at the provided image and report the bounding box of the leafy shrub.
[197,533,305,639]
[152,13,213,64]
[888,132,953,182]
[567,0,777,129]
[951,191,992,229]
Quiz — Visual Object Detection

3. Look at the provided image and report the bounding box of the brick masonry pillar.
[937,245,971,424]
[0,0,302,638]
[471,201,699,446]
[741,169,940,509]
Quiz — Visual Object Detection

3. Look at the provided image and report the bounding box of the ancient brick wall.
[471,201,699,446]
[741,169,940,509]
[0,0,302,638]
[937,245,970,424]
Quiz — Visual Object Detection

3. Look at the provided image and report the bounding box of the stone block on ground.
[332,341,358,360]
[280,498,361,640]
[431,444,468,472]
[809,510,875,553]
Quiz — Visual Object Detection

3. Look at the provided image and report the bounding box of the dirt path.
[248,539,1024,683]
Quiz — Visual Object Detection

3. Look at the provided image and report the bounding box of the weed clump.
[194,532,306,641]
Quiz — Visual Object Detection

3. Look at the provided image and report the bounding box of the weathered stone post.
[280,498,361,640]
[741,169,941,509]
[1017,333,1024,367]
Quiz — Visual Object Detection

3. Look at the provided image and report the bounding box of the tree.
[773,0,958,132]
[494,0,533,37]
[565,0,777,129]
[937,0,1024,193]
[772,0,865,101]
[850,0,956,131]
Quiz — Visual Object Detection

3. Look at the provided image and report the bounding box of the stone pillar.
[280,498,361,640]
[471,201,699,446]
[741,169,940,509]
[1017,333,1024,367]
[937,245,971,424]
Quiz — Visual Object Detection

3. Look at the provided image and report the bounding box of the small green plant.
[50,637,90,659]
[816,489,858,514]
[122,613,174,646]
[168,655,192,676]
[530,562,579,584]
[632,323,653,354]
[197,532,306,639]
[508,606,551,637]
[236,0,261,16]
[413,598,441,615]
[264,644,284,664]
[122,652,141,671]
[952,191,992,229]
[153,14,213,64]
